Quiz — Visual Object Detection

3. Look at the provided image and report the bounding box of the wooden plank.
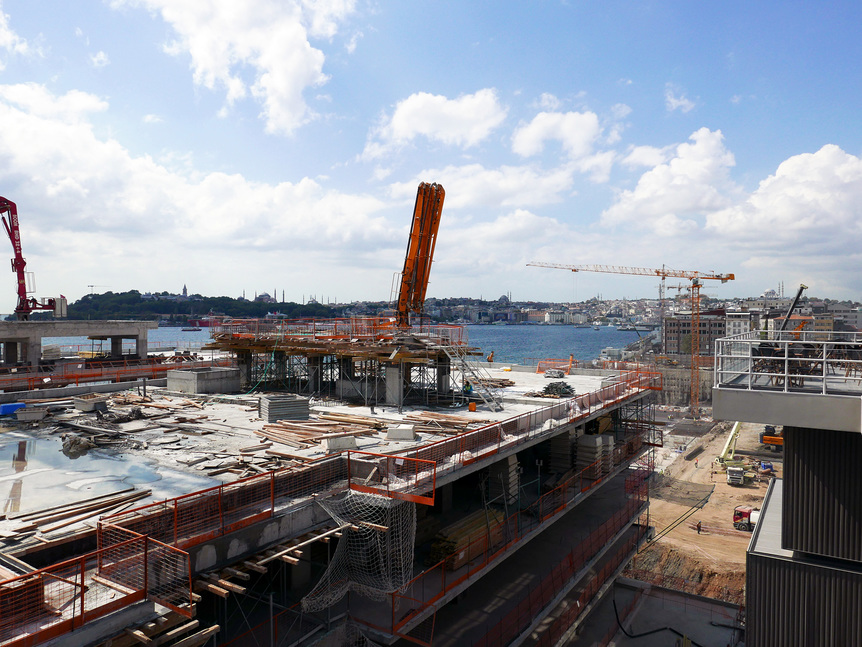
[243,560,267,574]
[153,620,199,646]
[168,625,220,647]
[221,567,251,581]
[124,628,154,646]
[194,581,229,598]
[203,574,245,594]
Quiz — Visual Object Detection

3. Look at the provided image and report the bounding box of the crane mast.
[527,260,735,418]
[0,196,64,321]
[395,183,444,328]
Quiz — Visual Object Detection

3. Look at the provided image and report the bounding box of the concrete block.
[386,424,416,441]
[167,367,241,394]
[322,436,357,453]
[74,393,109,412]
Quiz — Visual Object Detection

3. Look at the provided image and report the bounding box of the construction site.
[0,181,819,647]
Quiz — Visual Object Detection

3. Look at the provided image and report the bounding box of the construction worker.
[695,457,699,468]
[696,520,702,534]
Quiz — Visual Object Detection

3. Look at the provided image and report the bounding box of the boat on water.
[593,325,600,330]
[182,327,202,332]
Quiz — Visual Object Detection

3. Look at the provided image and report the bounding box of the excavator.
[0,196,66,320]
[393,183,444,328]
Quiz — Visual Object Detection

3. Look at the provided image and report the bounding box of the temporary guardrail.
[0,357,233,392]
[0,529,191,647]
[5,367,658,646]
[474,501,648,647]
[210,317,467,347]
[352,465,650,641]
[714,330,862,395]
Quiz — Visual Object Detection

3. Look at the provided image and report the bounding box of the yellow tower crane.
[527,262,734,418]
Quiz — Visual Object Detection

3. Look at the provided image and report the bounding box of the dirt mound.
[626,541,745,605]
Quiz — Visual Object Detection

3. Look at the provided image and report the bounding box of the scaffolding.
[206,317,492,410]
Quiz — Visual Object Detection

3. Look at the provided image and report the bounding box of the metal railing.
[0,529,191,647]
[0,357,233,392]
[352,462,651,639]
[714,330,862,395]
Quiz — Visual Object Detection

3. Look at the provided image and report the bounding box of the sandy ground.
[626,418,782,602]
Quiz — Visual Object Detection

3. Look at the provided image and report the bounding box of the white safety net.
[302,490,416,612]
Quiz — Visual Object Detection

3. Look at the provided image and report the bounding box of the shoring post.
[79,555,86,626]
[219,485,225,535]
[143,538,149,595]
[270,472,275,515]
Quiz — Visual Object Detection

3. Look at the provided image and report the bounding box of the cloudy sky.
[0,1,860,312]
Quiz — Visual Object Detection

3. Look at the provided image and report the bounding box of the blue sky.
[0,1,860,312]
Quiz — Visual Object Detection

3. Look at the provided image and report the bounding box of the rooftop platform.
[712,330,862,432]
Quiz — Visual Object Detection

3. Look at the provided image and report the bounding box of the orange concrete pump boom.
[395,182,444,328]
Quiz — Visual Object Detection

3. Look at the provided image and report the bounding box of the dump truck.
[734,505,761,531]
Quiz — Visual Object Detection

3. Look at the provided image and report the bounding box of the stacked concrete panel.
[548,430,575,474]
[259,394,310,422]
[576,434,613,480]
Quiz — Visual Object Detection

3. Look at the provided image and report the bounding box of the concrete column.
[384,364,403,407]
[436,357,451,395]
[25,338,41,366]
[111,336,123,357]
[4,342,18,364]
[308,356,323,393]
[236,350,253,388]
[133,335,143,358]
[273,351,286,384]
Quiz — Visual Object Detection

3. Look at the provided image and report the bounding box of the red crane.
[0,196,64,320]
[394,183,445,328]
[527,261,734,418]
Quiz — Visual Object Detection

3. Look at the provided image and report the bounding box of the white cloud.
[0,83,406,308]
[0,5,33,69]
[112,0,357,135]
[621,145,671,168]
[1,83,108,123]
[602,128,737,230]
[705,144,862,256]
[536,93,561,111]
[143,113,163,123]
[363,89,507,158]
[512,110,601,159]
[665,83,695,113]
[90,51,110,68]
[389,163,576,210]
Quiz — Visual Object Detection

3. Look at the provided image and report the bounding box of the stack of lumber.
[474,377,516,388]
[259,394,309,422]
[428,508,506,571]
[401,411,489,435]
[0,488,151,539]
[255,419,379,449]
[576,434,614,480]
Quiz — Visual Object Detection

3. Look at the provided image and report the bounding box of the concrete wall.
[167,367,241,394]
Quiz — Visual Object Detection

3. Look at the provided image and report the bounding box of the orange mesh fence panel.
[221,473,274,533]
[146,538,192,616]
[174,488,223,547]
[347,452,437,505]
[0,539,152,647]
[100,501,175,545]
